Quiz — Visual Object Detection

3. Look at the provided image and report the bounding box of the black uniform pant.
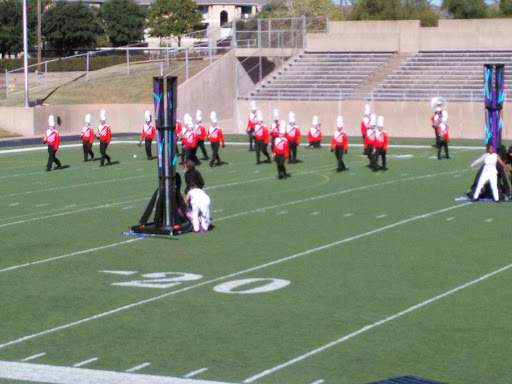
[335,146,347,171]
[309,141,321,148]
[437,139,449,159]
[289,142,298,163]
[184,147,200,165]
[255,139,270,163]
[373,147,386,170]
[82,141,94,161]
[197,139,209,159]
[210,142,221,165]
[366,144,375,168]
[144,138,153,159]
[433,126,440,147]
[46,146,61,170]
[247,129,255,150]
[100,141,111,166]
[275,154,288,179]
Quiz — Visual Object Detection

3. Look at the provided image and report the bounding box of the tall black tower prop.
[129,76,191,236]
[484,64,505,151]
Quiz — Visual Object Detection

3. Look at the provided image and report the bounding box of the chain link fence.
[0,24,233,103]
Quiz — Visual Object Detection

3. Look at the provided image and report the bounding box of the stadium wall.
[234,100,509,141]
[307,19,512,52]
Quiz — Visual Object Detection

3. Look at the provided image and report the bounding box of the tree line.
[0,0,201,57]
[1,0,511,58]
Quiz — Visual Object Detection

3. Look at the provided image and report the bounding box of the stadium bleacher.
[250,50,395,100]
[249,50,512,101]
[372,50,512,101]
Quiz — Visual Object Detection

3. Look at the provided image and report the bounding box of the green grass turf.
[0,137,511,384]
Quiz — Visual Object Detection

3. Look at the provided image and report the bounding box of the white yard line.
[126,362,151,373]
[73,357,98,368]
[0,361,237,384]
[184,368,209,378]
[20,353,46,362]
[243,254,511,383]
[0,239,142,273]
[0,198,149,228]
[0,175,145,200]
[0,202,470,350]
[214,169,464,222]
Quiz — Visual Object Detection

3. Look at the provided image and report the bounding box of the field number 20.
[111,272,290,294]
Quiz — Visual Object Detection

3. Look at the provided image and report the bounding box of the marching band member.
[361,104,371,154]
[246,101,258,151]
[195,110,209,160]
[43,115,62,171]
[365,114,377,169]
[139,110,156,160]
[373,115,389,171]
[330,115,348,172]
[270,109,280,151]
[437,110,450,160]
[273,122,291,179]
[431,97,446,148]
[182,114,200,165]
[97,109,112,167]
[207,111,225,167]
[307,115,322,148]
[80,113,95,162]
[254,110,271,164]
[286,111,301,163]
[175,117,182,160]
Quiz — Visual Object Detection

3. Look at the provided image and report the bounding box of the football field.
[1,136,511,384]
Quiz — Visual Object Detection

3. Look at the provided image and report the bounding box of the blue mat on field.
[365,375,446,384]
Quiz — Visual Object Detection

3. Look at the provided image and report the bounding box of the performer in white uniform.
[469,144,510,201]
[185,186,211,232]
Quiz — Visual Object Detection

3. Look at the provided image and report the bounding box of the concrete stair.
[353,52,414,96]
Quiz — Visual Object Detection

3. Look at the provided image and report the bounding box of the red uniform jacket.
[273,137,289,159]
[140,123,156,140]
[374,130,388,150]
[286,125,301,144]
[254,123,270,145]
[307,128,322,143]
[44,129,60,150]
[437,123,449,142]
[98,124,112,144]
[208,126,225,146]
[176,120,182,136]
[361,116,371,138]
[431,111,442,128]
[195,124,207,141]
[271,122,280,138]
[81,126,94,144]
[365,128,376,147]
[182,130,197,149]
[247,113,257,132]
[330,130,348,151]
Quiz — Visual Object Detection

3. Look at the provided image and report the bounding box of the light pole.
[37,0,41,73]
[22,0,29,107]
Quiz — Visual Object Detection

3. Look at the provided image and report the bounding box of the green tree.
[260,0,340,18]
[0,0,23,57]
[147,0,202,47]
[42,1,103,55]
[442,0,489,18]
[351,0,438,27]
[100,0,146,47]
[499,0,512,16]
